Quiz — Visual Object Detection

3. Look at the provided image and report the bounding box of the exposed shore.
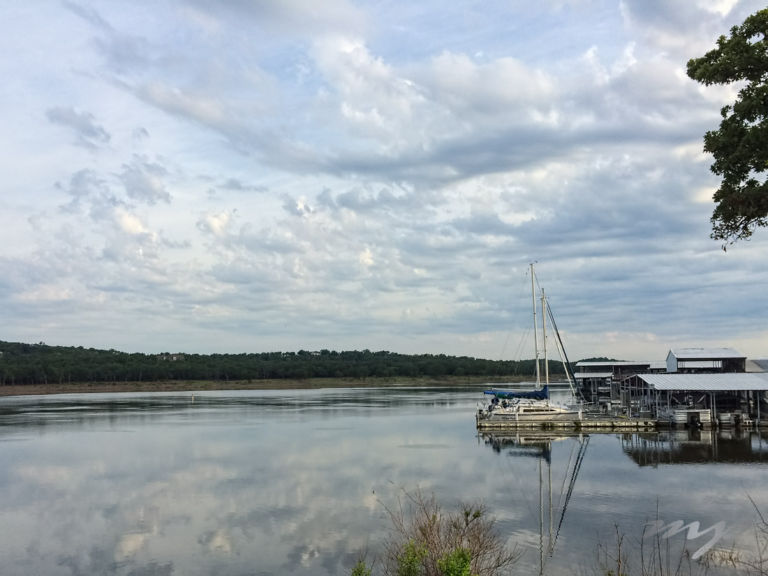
[0,375,528,397]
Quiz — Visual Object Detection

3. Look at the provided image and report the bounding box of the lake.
[0,386,766,576]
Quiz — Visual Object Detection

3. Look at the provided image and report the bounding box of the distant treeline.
[0,341,569,386]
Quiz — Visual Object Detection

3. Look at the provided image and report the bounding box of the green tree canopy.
[687,8,768,246]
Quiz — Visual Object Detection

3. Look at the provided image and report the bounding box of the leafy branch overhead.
[687,8,768,246]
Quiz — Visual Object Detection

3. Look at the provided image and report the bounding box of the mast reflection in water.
[480,431,588,575]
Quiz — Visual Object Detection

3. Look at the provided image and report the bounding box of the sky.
[1,0,767,363]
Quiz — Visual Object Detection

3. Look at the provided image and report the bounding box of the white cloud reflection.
[0,390,767,575]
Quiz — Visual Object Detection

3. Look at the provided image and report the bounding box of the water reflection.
[478,427,768,575]
[0,387,470,432]
[479,431,591,575]
[0,388,482,576]
[622,429,768,466]
[0,388,767,576]
[481,430,589,462]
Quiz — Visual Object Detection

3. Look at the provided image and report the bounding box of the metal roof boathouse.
[615,349,768,429]
[572,348,768,429]
[666,348,747,373]
[574,360,659,410]
[638,372,768,392]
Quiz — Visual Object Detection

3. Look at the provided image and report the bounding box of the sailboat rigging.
[476,264,583,428]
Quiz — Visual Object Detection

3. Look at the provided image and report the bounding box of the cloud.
[117,156,172,205]
[197,210,235,238]
[182,0,367,38]
[63,0,113,32]
[2,0,768,360]
[220,178,268,193]
[118,210,149,236]
[46,107,111,150]
[139,83,229,129]
[282,194,314,217]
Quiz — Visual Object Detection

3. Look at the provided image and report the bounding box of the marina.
[476,266,768,432]
[477,368,768,432]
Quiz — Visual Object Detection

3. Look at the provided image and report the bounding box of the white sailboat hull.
[476,402,583,428]
[476,264,583,429]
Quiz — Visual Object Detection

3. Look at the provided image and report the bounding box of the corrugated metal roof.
[637,373,768,391]
[575,361,650,367]
[748,359,768,372]
[668,347,745,360]
[574,372,613,378]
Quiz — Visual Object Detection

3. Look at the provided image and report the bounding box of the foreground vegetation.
[356,492,768,576]
[0,340,567,388]
[352,490,520,576]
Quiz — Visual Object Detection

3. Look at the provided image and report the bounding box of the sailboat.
[476,264,583,429]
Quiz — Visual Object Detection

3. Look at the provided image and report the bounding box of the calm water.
[0,386,766,576]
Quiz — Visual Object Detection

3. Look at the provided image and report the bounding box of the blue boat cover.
[484,385,549,401]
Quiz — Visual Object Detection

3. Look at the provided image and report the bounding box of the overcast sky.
[2,0,767,362]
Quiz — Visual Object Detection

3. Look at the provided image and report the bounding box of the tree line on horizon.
[0,340,577,386]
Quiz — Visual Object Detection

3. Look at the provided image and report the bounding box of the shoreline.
[0,375,530,397]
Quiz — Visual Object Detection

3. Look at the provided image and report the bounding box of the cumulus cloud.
[197,210,235,237]
[1,0,767,359]
[118,156,172,205]
[282,195,314,217]
[424,52,556,120]
[46,107,111,149]
[117,210,149,236]
[56,169,125,220]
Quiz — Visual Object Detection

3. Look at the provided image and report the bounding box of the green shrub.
[397,540,427,576]
[380,489,519,576]
[437,547,473,576]
[351,559,372,576]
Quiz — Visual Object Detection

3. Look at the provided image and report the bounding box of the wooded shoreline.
[0,375,527,397]
[0,341,564,388]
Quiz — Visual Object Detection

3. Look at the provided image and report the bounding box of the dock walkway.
[476,414,657,431]
[476,413,768,431]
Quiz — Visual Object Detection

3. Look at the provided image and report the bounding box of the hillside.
[0,340,567,387]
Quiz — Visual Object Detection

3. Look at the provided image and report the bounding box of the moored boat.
[476,264,584,429]
[476,386,583,428]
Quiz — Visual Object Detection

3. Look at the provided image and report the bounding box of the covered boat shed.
[666,347,746,373]
[574,360,657,409]
[623,373,768,427]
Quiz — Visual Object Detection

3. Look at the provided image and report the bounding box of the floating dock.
[476,412,766,431]
[476,412,658,431]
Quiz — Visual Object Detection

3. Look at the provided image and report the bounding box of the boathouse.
[621,372,768,428]
[574,360,663,411]
[666,348,746,373]
[581,348,768,428]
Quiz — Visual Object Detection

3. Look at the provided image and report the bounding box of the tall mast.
[542,289,549,386]
[531,263,541,387]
